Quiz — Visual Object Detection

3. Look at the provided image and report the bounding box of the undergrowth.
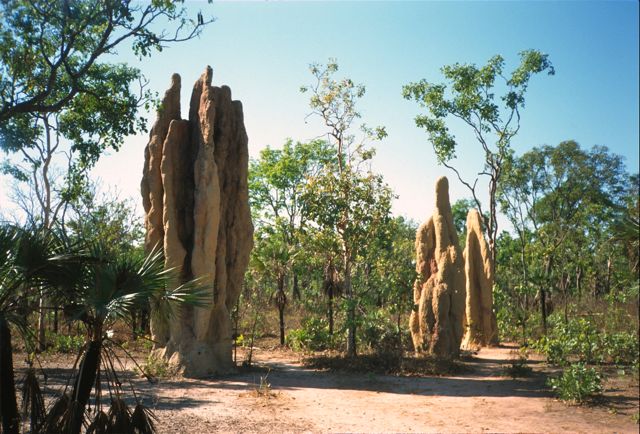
[303,352,465,376]
[547,363,603,404]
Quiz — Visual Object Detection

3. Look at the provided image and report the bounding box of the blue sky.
[1,0,638,226]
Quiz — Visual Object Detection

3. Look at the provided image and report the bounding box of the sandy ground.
[135,344,638,433]
[15,343,640,433]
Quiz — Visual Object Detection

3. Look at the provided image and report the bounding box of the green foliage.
[287,317,335,352]
[451,198,475,238]
[300,59,393,356]
[532,315,639,366]
[403,50,554,271]
[249,139,334,226]
[358,309,406,354]
[547,363,603,404]
[601,332,639,366]
[66,186,144,254]
[402,50,554,163]
[46,331,85,354]
[533,317,601,365]
[0,0,211,124]
[140,352,174,379]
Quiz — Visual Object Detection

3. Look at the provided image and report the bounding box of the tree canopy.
[403,50,554,270]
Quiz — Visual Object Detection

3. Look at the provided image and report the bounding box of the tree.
[249,139,334,344]
[1,0,212,352]
[498,141,629,329]
[0,228,206,434]
[402,50,554,273]
[363,216,417,347]
[301,60,392,356]
[249,139,334,296]
[0,0,212,125]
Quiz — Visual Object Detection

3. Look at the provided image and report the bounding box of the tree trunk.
[292,273,300,300]
[576,266,583,300]
[0,317,20,434]
[278,306,285,346]
[328,289,334,335]
[131,309,138,340]
[541,256,552,333]
[37,293,47,351]
[53,306,59,334]
[540,288,547,333]
[344,253,356,357]
[275,274,287,346]
[562,273,569,324]
[141,307,150,335]
[70,338,102,434]
[605,256,612,294]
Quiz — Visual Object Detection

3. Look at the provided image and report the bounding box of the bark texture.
[409,176,466,358]
[141,68,253,376]
[461,209,498,349]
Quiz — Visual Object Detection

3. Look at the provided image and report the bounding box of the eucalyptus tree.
[403,50,554,272]
[301,60,392,356]
[249,139,334,299]
[362,216,417,345]
[498,141,629,329]
[0,0,213,125]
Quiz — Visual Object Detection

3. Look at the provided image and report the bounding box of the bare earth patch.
[15,343,639,433]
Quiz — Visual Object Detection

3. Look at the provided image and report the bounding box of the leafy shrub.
[547,363,603,403]
[358,309,405,354]
[140,352,174,378]
[303,352,464,376]
[287,317,334,351]
[533,317,600,365]
[46,331,85,354]
[601,332,639,365]
[533,316,639,366]
[494,283,541,345]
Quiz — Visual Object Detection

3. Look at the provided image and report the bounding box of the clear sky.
[1,0,638,226]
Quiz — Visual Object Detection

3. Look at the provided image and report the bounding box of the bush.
[287,317,334,351]
[139,352,174,378]
[601,332,639,365]
[46,331,85,354]
[547,363,603,404]
[533,316,639,366]
[532,316,601,365]
[358,309,406,354]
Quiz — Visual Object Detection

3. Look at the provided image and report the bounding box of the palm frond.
[41,392,72,434]
[130,403,158,434]
[152,275,212,321]
[86,410,109,434]
[107,397,131,434]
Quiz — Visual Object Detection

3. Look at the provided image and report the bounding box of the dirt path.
[132,345,639,433]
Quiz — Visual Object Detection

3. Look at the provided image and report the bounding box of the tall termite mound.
[141,67,253,376]
[409,177,466,357]
[461,209,498,349]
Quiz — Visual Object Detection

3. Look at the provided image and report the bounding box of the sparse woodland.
[0,1,638,433]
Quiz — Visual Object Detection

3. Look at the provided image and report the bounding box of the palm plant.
[0,223,208,434]
[0,224,74,434]
[41,242,209,434]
